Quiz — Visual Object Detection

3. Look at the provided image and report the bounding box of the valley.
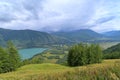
[0,0,120,79]
[0,28,120,80]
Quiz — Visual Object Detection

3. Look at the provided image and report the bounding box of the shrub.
[67,43,102,66]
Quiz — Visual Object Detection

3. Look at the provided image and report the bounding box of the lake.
[18,48,47,60]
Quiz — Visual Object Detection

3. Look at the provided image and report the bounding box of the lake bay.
[19,48,47,60]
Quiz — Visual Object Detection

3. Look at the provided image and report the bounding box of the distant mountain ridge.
[103,30,120,35]
[51,29,105,42]
[0,28,70,48]
[0,28,120,48]
[103,30,120,40]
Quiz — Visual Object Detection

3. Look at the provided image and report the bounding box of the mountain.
[0,28,118,48]
[0,28,70,48]
[103,30,120,40]
[51,29,105,42]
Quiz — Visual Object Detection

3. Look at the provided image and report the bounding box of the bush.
[67,43,102,66]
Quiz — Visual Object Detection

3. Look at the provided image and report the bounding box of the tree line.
[0,41,21,73]
[67,43,103,66]
[103,52,120,59]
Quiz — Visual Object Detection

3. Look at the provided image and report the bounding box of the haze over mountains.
[0,28,120,48]
[103,31,120,40]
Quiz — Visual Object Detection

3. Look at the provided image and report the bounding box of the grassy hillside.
[103,43,120,59]
[104,43,120,53]
[0,59,120,80]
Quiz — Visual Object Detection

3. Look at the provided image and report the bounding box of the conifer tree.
[7,41,21,71]
[0,47,10,73]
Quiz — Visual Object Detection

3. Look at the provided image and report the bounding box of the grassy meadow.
[0,59,120,80]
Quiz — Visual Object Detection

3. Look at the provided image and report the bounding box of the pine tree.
[7,41,21,71]
[0,47,10,73]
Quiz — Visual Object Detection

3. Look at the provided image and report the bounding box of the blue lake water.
[18,48,47,60]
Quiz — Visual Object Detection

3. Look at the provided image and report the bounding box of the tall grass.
[0,60,120,80]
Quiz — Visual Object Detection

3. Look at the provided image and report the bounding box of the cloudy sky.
[0,0,120,32]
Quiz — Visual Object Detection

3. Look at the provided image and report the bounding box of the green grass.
[18,63,69,71]
[0,59,120,80]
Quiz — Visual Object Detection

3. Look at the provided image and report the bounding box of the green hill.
[0,59,120,80]
[104,43,120,53]
[0,28,70,48]
[103,43,120,59]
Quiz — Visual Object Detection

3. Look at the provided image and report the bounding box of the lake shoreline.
[18,48,47,60]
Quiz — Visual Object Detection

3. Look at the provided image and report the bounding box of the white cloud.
[0,0,120,32]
